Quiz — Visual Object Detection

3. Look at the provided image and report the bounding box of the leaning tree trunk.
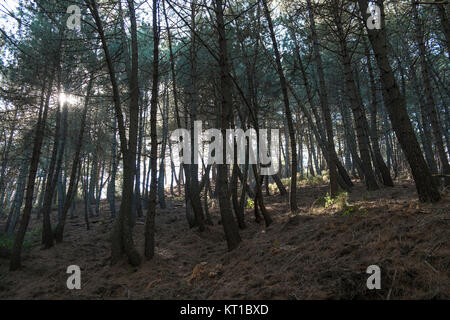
[10,61,57,271]
[262,0,298,210]
[409,65,437,173]
[289,25,352,191]
[306,0,339,197]
[332,5,379,191]
[434,0,450,55]
[412,1,450,186]
[88,0,141,266]
[41,82,63,248]
[358,0,440,202]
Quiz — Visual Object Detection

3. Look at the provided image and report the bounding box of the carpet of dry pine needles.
[0,179,449,300]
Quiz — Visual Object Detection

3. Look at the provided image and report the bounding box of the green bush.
[316,193,335,208]
[246,198,255,209]
[316,191,348,209]
[341,204,368,217]
[0,230,40,250]
[281,178,291,186]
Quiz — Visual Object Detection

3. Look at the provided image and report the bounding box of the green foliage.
[316,193,335,208]
[314,191,369,216]
[268,183,277,195]
[306,174,327,186]
[340,204,356,216]
[0,230,40,250]
[0,234,14,250]
[341,204,368,217]
[281,178,291,186]
[246,198,255,209]
[317,192,348,209]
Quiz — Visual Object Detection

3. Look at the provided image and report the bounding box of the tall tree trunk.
[262,0,298,209]
[5,148,30,234]
[332,5,379,191]
[54,73,94,243]
[83,157,91,230]
[306,0,339,197]
[42,83,69,248]
[186,0,206,230]
[215,0,242,251]
[145,0,161,260]
[95,157,106,215]
[412,1,450,186]
[88,0,141,266]
[10,61,58,270]
[135,96,144,218]
[107,116,117,218]
[158,88,168,209]
[358,0,440,202]
[0,109,17,218]
[408,56,438,173]
[364,38,394,187]
[434,0,450,54]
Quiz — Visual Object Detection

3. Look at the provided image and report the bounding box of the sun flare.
[59,92,77,105]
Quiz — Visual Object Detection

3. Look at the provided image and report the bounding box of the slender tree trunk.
[0,109,17,218]
[215,0,242,251]
[95,157,105,215]
[83,157,90,230]
[408,56,438,173]
[332,5,379,191]
[434,0,450,54]
[262,0,298,209]
[107,116,117,218]
[358,0,440,202]
[88,0,141,266]
[363,38,394,187]
[158,88,168,209]
[412,1,450,185]
[135,95,145,218]
[306,0,339,197]
[10,61,58,270]
[54,73,94,243]
[145,0,161,260]
[5,148,30,234]
[43,85,68,248]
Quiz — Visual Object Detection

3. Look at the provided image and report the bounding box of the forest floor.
[0,179,449,300]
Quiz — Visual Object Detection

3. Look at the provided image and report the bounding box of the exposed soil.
[0,180,449,300]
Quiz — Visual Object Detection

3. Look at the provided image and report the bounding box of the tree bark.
[358,0,440,202]
[145,0,161,260]
[215,0,242,251]
[88,0,141,266]
[262,0,298,209]
[306,0,339,197]
[10,61,58,270]
[412,1,450,186]
[54,73,94,243]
